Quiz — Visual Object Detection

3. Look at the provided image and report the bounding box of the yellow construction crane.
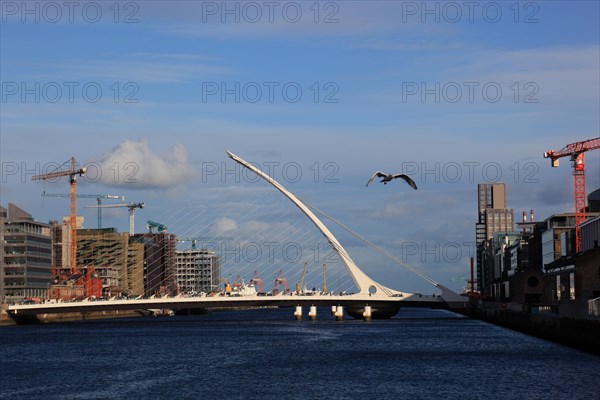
[32,158,86,274]
[323,263,327,293]
[296,262,308,294]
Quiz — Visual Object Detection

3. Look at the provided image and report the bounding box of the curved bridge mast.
[227,150,397,296]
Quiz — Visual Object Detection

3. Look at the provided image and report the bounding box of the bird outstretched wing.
[366,171,385,187]
[394,174,417,190]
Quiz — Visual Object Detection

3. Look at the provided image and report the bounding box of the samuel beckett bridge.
[8,151,467,323]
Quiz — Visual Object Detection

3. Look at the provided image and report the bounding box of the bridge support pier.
[294,305,302,321]
[346,303,400,319]
[331,305,337,316]
[335,305,344,321]
[308,305,317,321]
[363,305,372,322]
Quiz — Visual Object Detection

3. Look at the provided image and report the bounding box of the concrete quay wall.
[1,305,148,326]
[460,303,600,356]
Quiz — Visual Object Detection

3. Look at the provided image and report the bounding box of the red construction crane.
[232,274,243,290]
[32,158,86,274]
[249,271,262,292]
[544,137,600,252]
[273,270,287,295]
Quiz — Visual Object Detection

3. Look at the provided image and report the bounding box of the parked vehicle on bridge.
[22,297,42,304]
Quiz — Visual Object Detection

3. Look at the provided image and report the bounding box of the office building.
[131,233,177,297]
[475,183,514,295]
[0,203,52,303]
[175,249,220,294]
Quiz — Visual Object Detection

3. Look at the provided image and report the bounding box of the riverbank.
[1,304,148,326]
[460,302,600,356]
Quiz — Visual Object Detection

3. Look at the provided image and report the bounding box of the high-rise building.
[476,183,513,243]
[478,182,506,210]
[126,241,145,296]
[49,220,62,269]
[131,233,177,297]
[0,203,52,303]
[475,183,514,295]
[71,228,146,297]
[61,215,83,270]
[175,249,220,294]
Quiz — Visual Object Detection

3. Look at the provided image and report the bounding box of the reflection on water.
[1,308,598,399]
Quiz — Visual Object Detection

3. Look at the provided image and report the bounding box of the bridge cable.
[304,201,441,288]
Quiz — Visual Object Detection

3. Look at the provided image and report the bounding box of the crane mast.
[544,137,600,252]
[32,158,86,274]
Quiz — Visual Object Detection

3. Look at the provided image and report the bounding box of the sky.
[1,1,599,294]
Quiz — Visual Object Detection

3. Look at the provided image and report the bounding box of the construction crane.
[544,137,600,252]
[178,236,232,250]
[232,274,243,290]
[273,270,288,295]
[86,202,144,236]
[42,191,125,228]
[295,262,308,294]
[32,158,86,274]
[178,237,204,250]
[249,271,262,292]
[147,220,167,233]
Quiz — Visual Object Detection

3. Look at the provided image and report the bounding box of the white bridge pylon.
[228,150,401,297]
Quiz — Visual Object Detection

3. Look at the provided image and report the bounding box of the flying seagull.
[366,171,418,190]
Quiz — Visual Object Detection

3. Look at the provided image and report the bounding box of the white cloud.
[369,202,414,220]
[59,59,228,83]
[6,53,231,84]
[453,45,600,104]
[96,139,197,189]
[210,217,238,235]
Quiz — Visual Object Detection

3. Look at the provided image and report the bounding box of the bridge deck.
[8,294,453,316]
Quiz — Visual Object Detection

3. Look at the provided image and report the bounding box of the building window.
[569,272,575,300]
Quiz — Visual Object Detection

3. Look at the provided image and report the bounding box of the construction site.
[1,138,599,322]
[0,157,334,305]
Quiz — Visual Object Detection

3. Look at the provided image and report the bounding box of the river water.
[1,308,599,399]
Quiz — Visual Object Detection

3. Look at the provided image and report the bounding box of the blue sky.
[1,1,599,293]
